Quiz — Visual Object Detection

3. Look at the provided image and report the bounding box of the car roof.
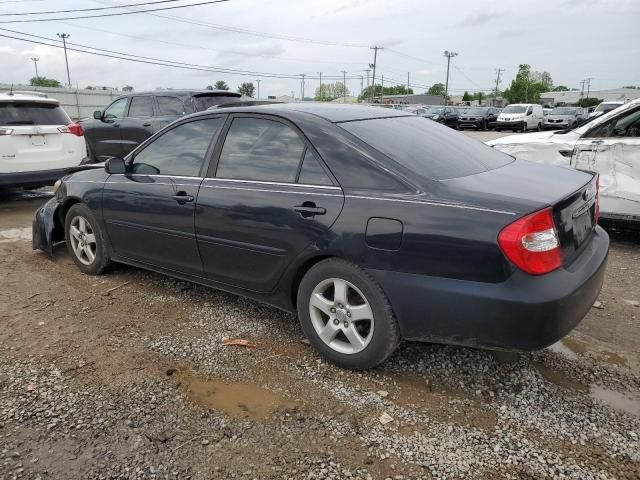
[122,89,241,97]
[200,102,411,123]
[0,91,60,104]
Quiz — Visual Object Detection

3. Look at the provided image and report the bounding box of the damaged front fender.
[32,196,64,256]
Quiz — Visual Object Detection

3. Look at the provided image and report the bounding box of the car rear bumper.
[0,168,70,188]
[496,120,526,129]
[368,226,609,351]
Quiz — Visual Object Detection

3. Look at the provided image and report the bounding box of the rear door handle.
[113,123,120,127]
[172,193,194,203]
[294,203,326,218]
[143,123,152,127]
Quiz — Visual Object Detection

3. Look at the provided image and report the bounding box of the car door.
[195,114,345,292]
[102,115,226,275]
[572,105,640,218]
[89,97,129,161]
[118,95,157,157]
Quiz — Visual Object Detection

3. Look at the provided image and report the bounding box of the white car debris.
[487,98,640,223]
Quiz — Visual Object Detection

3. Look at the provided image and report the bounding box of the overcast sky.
[1,0,639,98]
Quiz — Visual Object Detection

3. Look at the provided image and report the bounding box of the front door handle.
[143,123,152,127]
[294,202,326,218]
[172,192,194,203]
[113,123,120,128]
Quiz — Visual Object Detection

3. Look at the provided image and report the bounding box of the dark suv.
[421,106,459,128]
[457,106,499,130]
[81,90,241,163]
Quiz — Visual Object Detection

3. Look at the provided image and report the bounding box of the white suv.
[0,91,85,188]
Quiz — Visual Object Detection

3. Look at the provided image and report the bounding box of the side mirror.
[93,110,103,120]
[105,157,126,175]
[527,111,533,116]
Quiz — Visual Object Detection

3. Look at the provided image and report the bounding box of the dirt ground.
[1,181,639,480]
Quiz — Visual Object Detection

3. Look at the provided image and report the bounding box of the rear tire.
[297,258,401,370]
[537,122,542,132]
[64,203,111,275]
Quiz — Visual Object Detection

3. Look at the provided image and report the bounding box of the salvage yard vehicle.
[590,100,624,118]
[0,91,85,188]
[496,104,544,132]
[81,89,241,163]
[33,104,608,370]
[421,106,459,128]
[543,107,586,130]
[488,98,640,224]
[457,106,499,131]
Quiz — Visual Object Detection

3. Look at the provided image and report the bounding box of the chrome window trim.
[203,177,341,190]
[345,195,516,216]
[199,184,344,197]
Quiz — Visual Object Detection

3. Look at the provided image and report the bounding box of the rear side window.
[341,116,513,180]
[156,96,185,116]
[298,149,333,185]
[0,102,70,126]
[216,117,305,182]
[128,96,154,117]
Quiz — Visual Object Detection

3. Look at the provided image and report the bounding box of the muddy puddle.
[590,385,640,417]
[175,369,295,420]
[534,363,587,392]
[548,338,628,367]
[0,227,31,243]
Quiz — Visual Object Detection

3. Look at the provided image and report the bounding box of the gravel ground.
[1,160,639,479]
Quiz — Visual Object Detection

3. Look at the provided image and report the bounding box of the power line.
[0,0,230,23]
[2,0,189,16]
[0,30,362,80]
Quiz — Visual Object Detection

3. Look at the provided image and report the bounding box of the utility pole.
[369,46,383,104]
[381,75,384,103]
[359,75,364,96]
[585,77,593,99]
[255,79,260,99]
[300,74,306,101]
[443,50,458,106]
[318,72,322,100]
[579,79,586,101]
[364,68,371,92]
[493,68,504,106]
[57,33,72,88]
[30,57,39,78]
[341,70,347,103]
[407,72,410,91]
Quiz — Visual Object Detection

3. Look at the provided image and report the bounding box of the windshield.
[0,102,70,125]
[594,103,622,114]
[551,108,577,115]
[502,105,527,114]
[341,116,513,180]
[424,107,444,114]
[461,107,488,115]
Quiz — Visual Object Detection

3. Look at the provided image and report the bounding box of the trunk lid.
[439,159,598,264]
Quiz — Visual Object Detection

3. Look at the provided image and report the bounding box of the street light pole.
[30,57,39,78]
[341,70,347,103]
[318,72,322,100]
[443,50,458,106]
[300,74,306,100]
[57,33,72,88]
[255,79,260,99]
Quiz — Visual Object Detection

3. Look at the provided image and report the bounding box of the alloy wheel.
[69,215,97,265]
[309,277,374,355]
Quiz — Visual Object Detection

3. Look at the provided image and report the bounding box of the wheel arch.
[290,254,339,310]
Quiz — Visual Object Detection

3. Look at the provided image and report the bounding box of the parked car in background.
[421,106,459,128]
[457,106,499,131]
[488,98,640,224]
[589,101,624,118]
[34,104,608,370]
[496,104,544,132]
[0,91,85,188]
[81,89,241,163]
[543,107,586,130]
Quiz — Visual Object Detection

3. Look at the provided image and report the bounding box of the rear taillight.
[498,207,562,275]
[58,123,84,136]
[0,128,13,135]
[594,175,600,224]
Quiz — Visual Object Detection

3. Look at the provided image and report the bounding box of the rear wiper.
[6,121,35,125]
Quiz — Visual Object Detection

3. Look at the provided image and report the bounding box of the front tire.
[64,203,111,275]
[297,258,401,370]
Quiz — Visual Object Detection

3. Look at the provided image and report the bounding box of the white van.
[496,104,544,132]
[0,91,85,188]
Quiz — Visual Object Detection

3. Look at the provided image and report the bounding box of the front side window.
[104,98,128,119]
[157,96,185,116]
[128,96,154,117]
[298,149,333,186]
[586,106,640,138]
[216,117,305,182]
[131,117,223,176]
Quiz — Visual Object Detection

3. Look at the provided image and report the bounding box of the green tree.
[237,82,255,98]
[552,85,570,92]
[427,83,445,96]
[29,76,61,88]
[122,85,134,92]
[315,82,349,101]
[358,84,413,102]
[622,85,638,89]
[214,80,229,90]
[461,91,472,102]
[502,64,554,103]
[205,85,213,90]
[579,97,602,108]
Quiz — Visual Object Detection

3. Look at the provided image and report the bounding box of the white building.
[540,88,640,106]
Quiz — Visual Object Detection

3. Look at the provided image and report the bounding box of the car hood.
[486,130,580,146]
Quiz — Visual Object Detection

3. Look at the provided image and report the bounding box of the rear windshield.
[192,95,242,111]
[0,102,70,126]
[340,116,513,180]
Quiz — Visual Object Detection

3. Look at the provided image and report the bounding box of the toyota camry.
[33,103,609,370]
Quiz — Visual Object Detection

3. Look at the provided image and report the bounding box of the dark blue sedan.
[33,104,609,370]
